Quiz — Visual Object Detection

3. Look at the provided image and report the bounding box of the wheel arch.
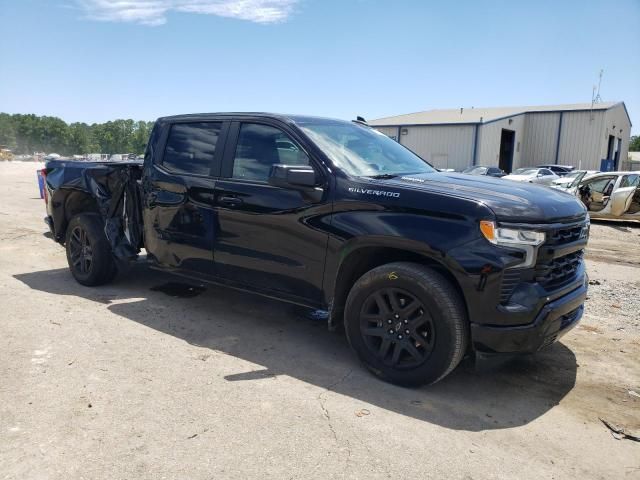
[52,189,101,243]
[328,241,468,330]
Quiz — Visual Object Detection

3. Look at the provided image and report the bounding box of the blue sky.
[1,0,639,133]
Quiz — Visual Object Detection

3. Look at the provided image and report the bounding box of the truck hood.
[374,172,587,223]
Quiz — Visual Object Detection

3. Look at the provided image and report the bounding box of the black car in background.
[461,166,506,177]
[537,164,575,176]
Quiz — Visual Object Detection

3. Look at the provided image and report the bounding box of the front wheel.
[65,213,117,286]
[344,262,468,386]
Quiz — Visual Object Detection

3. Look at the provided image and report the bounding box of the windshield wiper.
[366,173,399,179]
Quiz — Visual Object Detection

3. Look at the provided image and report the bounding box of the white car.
[549,170,600,193]
[575,172,640,220]
[502,167,560,185]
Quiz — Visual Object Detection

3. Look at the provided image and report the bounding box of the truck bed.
[44,159,144,260]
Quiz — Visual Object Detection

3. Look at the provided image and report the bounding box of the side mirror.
[268,164,317,189]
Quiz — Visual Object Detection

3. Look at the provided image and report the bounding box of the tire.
[65,213,117,286]
[344,262,468,387]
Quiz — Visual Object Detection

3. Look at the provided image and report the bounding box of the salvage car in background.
[461,166,506,177]
[576,172,640,220]
[503,167,559,184]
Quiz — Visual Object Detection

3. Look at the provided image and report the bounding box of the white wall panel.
[557,111,605,170]
[476,115,525,170]
[399,125,476,170]
[521,113,560,165]
[602,104,632,168]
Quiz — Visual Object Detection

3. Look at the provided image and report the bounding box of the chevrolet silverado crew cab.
[42,113,590,386]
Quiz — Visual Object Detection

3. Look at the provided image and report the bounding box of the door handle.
[218,195,243,207]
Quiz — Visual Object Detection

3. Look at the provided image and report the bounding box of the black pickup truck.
[43,113,590,386]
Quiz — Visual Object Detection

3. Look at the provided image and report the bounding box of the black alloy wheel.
[65,213,117,286]
[344,262,468,386]
[68,225,93,275]
[359,287,435,368]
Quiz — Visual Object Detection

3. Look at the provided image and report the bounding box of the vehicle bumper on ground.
[470,275,587,354]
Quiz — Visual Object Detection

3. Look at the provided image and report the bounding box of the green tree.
[0,112,154,156]
[131,121,153,154]
[630,135,640,152]
[68,123,94,155]
[0,113,17,149]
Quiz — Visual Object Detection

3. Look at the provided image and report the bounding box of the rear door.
[610,174,639,216]
[212,119,330,304]
[142,119,228,275]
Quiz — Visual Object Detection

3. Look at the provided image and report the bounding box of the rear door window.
[162,122,222,176]
[621,174,639,188]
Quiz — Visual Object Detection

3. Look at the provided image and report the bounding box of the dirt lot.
[1,161,638,479]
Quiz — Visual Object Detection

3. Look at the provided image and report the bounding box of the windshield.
[569,171,588,188]
[562,171,582,180]
[296,121,435,177]
[513,168,537,175]
[462,166,487,175]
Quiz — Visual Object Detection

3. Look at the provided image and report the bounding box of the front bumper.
[470,274,587,354]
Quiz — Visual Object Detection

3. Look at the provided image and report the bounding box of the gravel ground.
[0,161,639,480]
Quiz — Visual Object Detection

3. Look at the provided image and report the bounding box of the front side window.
[586,177,615,194]
[163,122,222,175]
[540,169,553,176]
[569,171,587,188]
[232,123,309,182]
[296,120,435,177]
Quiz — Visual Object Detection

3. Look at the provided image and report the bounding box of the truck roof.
[156,113,354,125]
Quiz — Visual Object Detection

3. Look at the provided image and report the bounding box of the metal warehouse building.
[369,102,631,173]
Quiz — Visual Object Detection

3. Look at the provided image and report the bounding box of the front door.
[142,120,227,275]
[499,129,515,173]
[579,175,616,212]
[213,120,330,304]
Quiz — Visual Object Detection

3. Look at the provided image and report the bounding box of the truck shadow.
[14,262,578,432]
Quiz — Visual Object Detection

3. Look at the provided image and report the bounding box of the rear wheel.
[344,262,468,386]
[65,213,117,286]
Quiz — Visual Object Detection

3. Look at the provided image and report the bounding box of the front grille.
[535,250,583,289]
[546,224,584,246]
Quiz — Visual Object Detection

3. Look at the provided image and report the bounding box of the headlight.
[480,220,545,268]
